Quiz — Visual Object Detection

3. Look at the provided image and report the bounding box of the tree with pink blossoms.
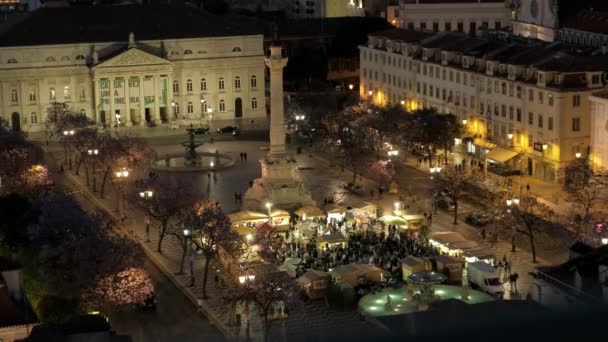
[82,267,154,311]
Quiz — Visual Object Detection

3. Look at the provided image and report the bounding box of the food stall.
[462,248,496,265]
[297,270,330,300]
[315,232,347,251]
[379,215,407,227]
[228,211,268,229]
[434,254,463,283]
[358,202,378,219]
[327,206,348,223]
[402,214,425,229]
[269,209,291,232]
[401,256,426,281]
[329,264,385,287]
[295,206,326,220]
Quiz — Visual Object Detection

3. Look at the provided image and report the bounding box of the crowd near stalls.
[222,202,501,302]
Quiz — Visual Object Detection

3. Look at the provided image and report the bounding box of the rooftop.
[401,0,505,4]
[0,4,262,47]
[372,28,434,43]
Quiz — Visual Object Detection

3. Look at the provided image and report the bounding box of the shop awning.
[485,146,519,163]
[473,138,497,150]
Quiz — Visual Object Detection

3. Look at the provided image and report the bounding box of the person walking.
[244,152,248,161]
[511,273,519,293]
[481,228,486,240]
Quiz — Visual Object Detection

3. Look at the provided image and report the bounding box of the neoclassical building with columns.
[0,4,266,132]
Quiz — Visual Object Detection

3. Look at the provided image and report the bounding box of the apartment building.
[398,0,512,36]
[359,28,608,183]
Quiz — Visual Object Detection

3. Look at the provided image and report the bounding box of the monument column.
[265,46,288,159]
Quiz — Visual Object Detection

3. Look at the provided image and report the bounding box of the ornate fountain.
[182,125,204,167]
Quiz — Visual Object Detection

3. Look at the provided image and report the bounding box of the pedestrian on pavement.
[511,273,519,293]
[249,180,253,188]
[251,119,255,127]
[526,184,530,192]
[214,274,219,288]
[208,172,211,179]
[378,187,383,199]
[244,152,248,161]
[428,213,433,224]
[481,228,486,240]
[234,192,239,202]
[240,152,244,161]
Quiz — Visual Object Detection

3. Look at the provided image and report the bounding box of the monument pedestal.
[244,155,314,211]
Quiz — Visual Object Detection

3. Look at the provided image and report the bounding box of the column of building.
[154,75,161,123]
[109,77,115,126]
[139,75,145,124]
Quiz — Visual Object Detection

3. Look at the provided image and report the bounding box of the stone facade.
[0,9,266,132]
[398,0,512,35]
[360,28,608,183]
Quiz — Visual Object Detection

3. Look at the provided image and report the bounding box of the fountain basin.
[359,285,494,317]
[151,152,235,172]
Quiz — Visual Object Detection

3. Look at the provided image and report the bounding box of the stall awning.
[485,146,519,163]
[473,138,497,150]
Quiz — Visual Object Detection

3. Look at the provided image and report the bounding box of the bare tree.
[185,201,240,298]
[503,196,554,263]
[133,178,196,254]
[223,271,299,342]
[437,166,471,224]
[564,159,607,231]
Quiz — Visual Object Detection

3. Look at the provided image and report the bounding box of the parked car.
[437,196,455,211]
[466,211,493,226]
[193,125,209,135]
[217,126,238,135]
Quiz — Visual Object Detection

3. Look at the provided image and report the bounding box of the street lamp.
[266,202,273,222]
[182,228,195,287]
[506,197,519,252]
[575,152,582,159]
[368,90,373,96]
[63,130,75,170]
[394,201,401,212]
[348,84,354,90]
[139,190,154,242]
[400,100,405,105]
[246,233,253,242]
[602,237,608,245]
[462,119,467,125]
[87,148,99,189]
[115,168,129,220]
[139,190,154,199]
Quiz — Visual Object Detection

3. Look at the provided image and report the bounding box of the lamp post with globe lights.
[506,197,520,252]
[140,190,154,241]
[63,130,75,170]
[115,168,129,220]
[87,148,98,188]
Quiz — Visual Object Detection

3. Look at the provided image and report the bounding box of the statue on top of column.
[271,18,281,46]
[128,32,136,48]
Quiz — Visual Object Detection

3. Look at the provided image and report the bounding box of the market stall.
[429,232,479,257]
[462,248,496,265]
[379,215,407,227]
[228,211,268,228]
[327,207,348,223]
[315,232,346,251]
[434,254,463,283]
[297,270,330,300]
[269,209,291,232]
[401,256,426,281]
[329,264,385,287]
[295,206,326,220]
[402,214,425,229]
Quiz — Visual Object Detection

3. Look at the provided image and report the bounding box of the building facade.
[0,5,266,132]
[360,28,608,183]
[398,0,513,35]
[289,0,364,18]
[589,89,608,168]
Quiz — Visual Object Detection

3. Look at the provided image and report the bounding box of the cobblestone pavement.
[40,132,572,341]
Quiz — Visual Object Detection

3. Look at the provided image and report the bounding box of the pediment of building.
[93,48,172,69]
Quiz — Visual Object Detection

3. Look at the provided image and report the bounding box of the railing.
[534,269,600,304]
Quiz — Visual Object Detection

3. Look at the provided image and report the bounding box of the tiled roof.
[0,4,262,47]
[536,54,608,72]
[372,28,434,43]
